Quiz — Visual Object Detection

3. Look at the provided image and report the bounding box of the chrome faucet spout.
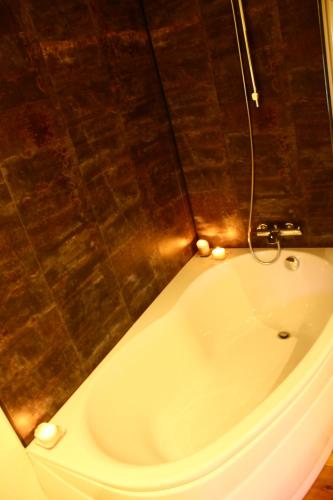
[267,230,280,244]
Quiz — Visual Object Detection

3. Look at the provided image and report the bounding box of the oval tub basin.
[28,248,333,500]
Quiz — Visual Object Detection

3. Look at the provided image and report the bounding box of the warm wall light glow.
[159,236,191,258]
[212,247,226,260]
[225,227,238,240]
[34,422,65,449]
[13,410,37,439]
[196,239,211,257]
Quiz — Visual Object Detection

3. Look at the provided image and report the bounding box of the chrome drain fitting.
[278,331,290,339]
[285,256,300,271]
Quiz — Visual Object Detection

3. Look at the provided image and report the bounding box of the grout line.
[0,168,85,369]
[139,0,198,240]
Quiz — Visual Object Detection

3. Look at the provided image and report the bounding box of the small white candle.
[212,247,226,260]
[34,422,65,449]
[196,239,211,257]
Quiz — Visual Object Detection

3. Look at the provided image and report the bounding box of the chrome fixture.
[278,331,291,339]
[237,0,259,107]
[231,1,281,265]
[256,222,302,244]
[285,255,300,271]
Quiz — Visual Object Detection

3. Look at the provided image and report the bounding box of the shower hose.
[230,0,281,265]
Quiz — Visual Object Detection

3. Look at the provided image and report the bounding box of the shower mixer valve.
[256,222,302,244]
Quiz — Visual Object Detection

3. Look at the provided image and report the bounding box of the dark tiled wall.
[0,0,195,443]
[144,0,333,246]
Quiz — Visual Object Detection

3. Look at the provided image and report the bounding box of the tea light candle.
[212,247,226,260]
[34,422,65,449]
[196,239,211,257]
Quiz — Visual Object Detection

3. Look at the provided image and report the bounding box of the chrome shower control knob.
[257,223,268,231]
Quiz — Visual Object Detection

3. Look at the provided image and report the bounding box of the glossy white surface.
[0,408,48,500]
[28,249,333,500]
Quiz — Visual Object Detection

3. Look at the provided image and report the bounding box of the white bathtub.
[28,248,333,500]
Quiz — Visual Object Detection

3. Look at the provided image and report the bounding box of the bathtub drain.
[278,331,290,339]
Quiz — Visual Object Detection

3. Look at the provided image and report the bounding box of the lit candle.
[196,239,211,257]
[212,247,226,260]
[34,422,65,449]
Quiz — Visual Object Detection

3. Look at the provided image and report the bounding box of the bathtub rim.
[28,248,333,494]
